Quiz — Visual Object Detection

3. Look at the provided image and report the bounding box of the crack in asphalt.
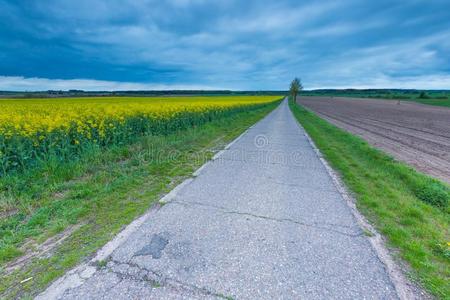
[103,276,124,298]
[171,200,363,238]
[105,259,231,299]
[263,177,336,192]
[190,168,337,193]
[215,155,324,170]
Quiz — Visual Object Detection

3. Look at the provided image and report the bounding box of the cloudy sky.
[1,0,449,90]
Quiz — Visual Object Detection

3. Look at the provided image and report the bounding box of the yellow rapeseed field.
[0,96,280,173]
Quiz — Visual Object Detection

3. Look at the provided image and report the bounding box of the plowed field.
[298,96,450,183]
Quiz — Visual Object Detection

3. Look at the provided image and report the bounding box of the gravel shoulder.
[298,96,450,184]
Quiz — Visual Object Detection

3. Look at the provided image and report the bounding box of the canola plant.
[0,96,280,173]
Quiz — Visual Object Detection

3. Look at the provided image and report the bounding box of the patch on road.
[134,233,169,259]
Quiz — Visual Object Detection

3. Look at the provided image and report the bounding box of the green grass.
[289,98,449,298]
[412,98,450,107]
[0,102,279,299]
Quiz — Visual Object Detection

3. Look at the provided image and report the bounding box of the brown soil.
[297,96,450,184]
[4,223,83,274]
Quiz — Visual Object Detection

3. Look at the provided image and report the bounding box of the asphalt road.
[46,99,398,299]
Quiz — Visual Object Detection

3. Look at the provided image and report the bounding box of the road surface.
[40,99,399,299]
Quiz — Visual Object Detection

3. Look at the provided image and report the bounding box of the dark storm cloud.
[1,0,449,90]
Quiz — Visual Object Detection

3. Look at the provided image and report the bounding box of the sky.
[0,0,450,91]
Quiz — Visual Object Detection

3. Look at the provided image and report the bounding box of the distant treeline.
[300,89,450,99]
[0,90,287,98]
[2,88,449,99]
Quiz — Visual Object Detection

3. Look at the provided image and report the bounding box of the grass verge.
[0,102,279,299]
[289,98,449,298]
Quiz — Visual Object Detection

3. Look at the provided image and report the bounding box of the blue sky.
[1,0,449,91]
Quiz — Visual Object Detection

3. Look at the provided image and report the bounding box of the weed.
[96,260,107,269]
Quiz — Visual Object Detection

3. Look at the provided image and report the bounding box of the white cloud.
[3,73,449,92]
[0,76,223,91]
[303,19,387,38]
[307,74,450,90]
[216,2,339,34]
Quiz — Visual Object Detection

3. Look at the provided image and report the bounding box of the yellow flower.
[0,96,280,147]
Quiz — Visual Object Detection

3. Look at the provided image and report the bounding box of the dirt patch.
[298,96,450,184]
[0,208,19,219]
[4,223,83,274]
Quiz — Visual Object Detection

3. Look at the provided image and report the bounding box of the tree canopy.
[290,78,303,100]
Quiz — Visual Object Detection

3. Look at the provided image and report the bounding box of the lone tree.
[290,78,303,101]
